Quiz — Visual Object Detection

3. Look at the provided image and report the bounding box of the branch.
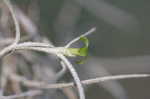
[0,90,42,99]
[0,0,20,58]
[4,0,20,45]
[65,27,96,48]
[57,54,85,99]
[9,73,150,89]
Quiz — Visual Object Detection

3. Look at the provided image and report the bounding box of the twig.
[1,90,42,99]
[4,0,20,45]
[56,61,67,79]
[9,73,150,89]
[16,42,54,48]
[57,54,85,99]
[0,0,20,58]
[65,27,96,48]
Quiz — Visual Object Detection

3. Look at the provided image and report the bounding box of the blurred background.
[0,0,150,99]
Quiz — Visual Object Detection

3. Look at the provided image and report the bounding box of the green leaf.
[78,37,89,56]
[67,48,80,56]
[67,37,89,64]
[80,36,89,47]
[68,37,89,57]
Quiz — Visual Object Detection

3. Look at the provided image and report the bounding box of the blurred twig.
[9,73,150,89]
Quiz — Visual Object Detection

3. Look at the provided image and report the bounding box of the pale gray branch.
[57,54,85,99]
[9,73,150,89]
[1,90,42,99]
[65,27,96,48]
[4,0,20,44]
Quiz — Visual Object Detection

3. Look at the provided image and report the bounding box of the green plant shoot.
[67,37,89,64]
